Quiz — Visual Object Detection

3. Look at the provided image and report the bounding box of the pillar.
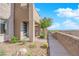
[29,4,35,42]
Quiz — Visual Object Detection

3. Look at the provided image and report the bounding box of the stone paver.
[48,34,71,56]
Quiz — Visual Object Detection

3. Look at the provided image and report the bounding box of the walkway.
[48,33,71,56]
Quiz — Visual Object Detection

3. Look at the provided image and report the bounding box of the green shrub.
[11,36,18,43]
[29,42,36,48]
[52,30,60,33]
[41,42,48,48]
[0,49,6,56]
[27,51,32,56]
[40,32,45,38]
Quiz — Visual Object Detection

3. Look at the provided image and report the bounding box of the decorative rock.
[16,48,27,56]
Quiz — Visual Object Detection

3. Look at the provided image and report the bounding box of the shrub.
[52,30,60,33]
[41,42,48,48]
[11,36,18,43]
[29,42,36,48]
[40,32,45,38]
[0,49,6,56]
[27,51,32,56]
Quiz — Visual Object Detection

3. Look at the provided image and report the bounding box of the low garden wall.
[52,32,79,56]
[60,30,79,37]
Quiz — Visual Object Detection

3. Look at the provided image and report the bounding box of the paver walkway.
[48,33,71,56]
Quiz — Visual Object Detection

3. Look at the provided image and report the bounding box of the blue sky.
[35,3,79,30]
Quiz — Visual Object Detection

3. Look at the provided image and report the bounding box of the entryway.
[20,22,29,41]
[0,19,6,42]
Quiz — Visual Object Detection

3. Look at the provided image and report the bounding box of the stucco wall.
[33,5,40,24]
[5,4,14,41]
[52,32,79,56]
[0,3,14,42]
[14,3,29,39]
[0,3,40,42]
[60,30,79,37]
[0,3,11,19]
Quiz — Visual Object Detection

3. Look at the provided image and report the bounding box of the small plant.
[27,51,32,56]
[52,30,60,33]
[41,42,48,48]
[11,36,18,43]
[40,32,45,38]
[11,52,16,56]
[29,42,36,48]
[0,49,6,56]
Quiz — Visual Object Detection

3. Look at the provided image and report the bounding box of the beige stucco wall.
[0,3,11,19]
[28,4,35,41]
[0,3,40,42]
[33,5,41,37]
[0,3,14,42]
[14,3,40,41]
[14,3,29,39]
[60,30,79,37]
[33,5,40,24]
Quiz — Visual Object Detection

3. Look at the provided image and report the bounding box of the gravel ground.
[0,39,47,56]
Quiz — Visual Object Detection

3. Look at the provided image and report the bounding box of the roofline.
[33,4,41,20]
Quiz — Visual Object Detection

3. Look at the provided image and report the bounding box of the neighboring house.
[0,3,41,42]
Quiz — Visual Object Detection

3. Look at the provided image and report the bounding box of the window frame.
[0,19,8,34]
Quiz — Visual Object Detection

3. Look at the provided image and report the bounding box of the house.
[0,3,41,42]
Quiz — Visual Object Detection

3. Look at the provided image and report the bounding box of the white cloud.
[36,8,40,12]
[48,20,79,30]
[55,5,79,19]
[48,23,60,30]
[56,8,74,18]
[62,20,79,29]
[48,5,79,30]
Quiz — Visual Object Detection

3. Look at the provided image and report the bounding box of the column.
[29,4,35,42]
[8,3,14,40]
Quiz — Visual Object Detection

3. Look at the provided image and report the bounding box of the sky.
[35,3,79,30]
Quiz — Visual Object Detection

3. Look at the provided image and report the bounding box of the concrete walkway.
[48,34,71,56]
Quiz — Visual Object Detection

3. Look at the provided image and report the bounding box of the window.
[0,19,7,34]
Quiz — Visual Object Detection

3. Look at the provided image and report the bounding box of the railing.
[51,32,79,56]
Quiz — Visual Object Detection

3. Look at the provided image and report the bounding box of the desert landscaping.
[0,39,48,56]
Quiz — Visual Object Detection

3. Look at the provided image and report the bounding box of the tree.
[40,17,52,38]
